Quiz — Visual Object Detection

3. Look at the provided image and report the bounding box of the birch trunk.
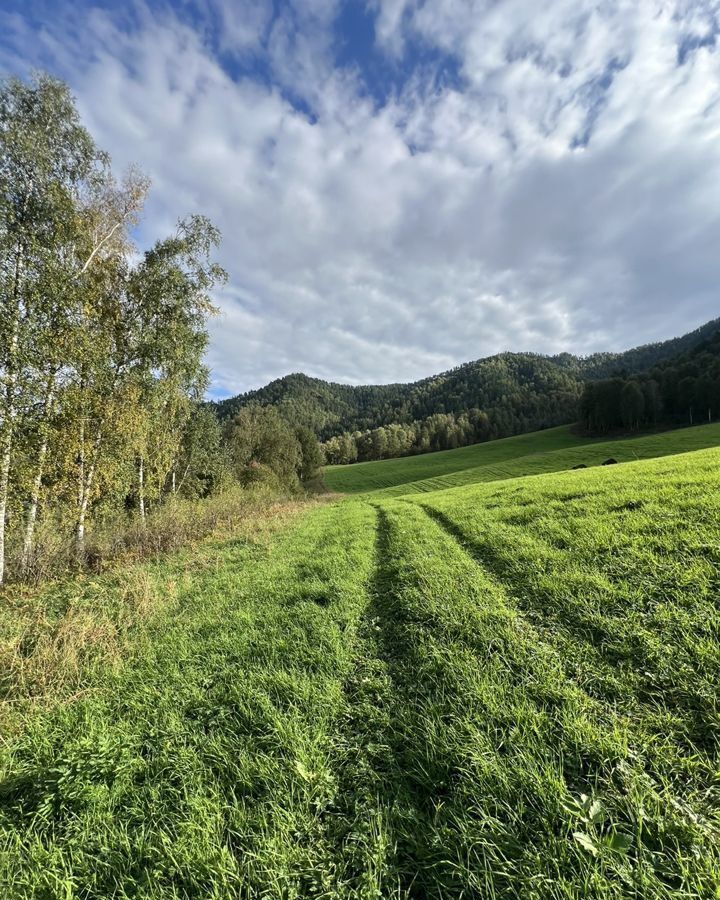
[175,464,191,495]
[0,248,24,585]
[76,426,102,559]
[0,402,15,585]
[138,456,145,522]
[21,373,57,573]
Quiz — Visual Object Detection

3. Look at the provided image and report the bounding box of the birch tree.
[2,74,225,579]
[72,216,224,555]
[0,74,103,583]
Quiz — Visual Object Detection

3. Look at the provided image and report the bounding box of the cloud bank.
[1,0,719,396]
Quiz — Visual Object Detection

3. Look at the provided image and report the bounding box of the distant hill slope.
[213,318,720,440]
[323,422,720,496]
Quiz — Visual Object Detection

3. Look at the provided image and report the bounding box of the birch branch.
[76,220,123,278]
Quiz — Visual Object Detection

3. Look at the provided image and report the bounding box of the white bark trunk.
[21,374,57,573]
[0,416,14,586]
[176,464,191,495]
[138,456,145,522]
[0,248,23,585]
[76,221,123,277]
[76,426,102,558]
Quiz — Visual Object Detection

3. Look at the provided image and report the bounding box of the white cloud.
[207,0,274,55]
[1,0,719,395]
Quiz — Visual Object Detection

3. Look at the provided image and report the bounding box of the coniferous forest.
[578,331,720,432]
[214,320,720,464]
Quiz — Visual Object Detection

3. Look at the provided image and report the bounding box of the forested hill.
[213,318,720,441]
[577,317,720,379]
[579,327,720,433]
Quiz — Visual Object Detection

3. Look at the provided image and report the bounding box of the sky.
[1,0,719,398]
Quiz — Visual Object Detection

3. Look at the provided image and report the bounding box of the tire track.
[322,506,401,897]
[326,505,490,897]
[418,502,718,756]
[326,499,720,897]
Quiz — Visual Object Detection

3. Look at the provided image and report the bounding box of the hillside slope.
[324,422,720,495]
[2,441,719,896]
[213,318,720,440]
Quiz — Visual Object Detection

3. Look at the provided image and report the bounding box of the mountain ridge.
[212,317,720,441]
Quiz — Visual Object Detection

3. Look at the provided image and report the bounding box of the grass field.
[1,430,720,896]
[323,422,720,496]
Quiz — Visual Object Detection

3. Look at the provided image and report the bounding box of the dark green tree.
[295,425,323,482]
[620,381,645,430]
[225,405,300,487]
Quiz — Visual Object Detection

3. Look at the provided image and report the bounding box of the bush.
[4,483,291,585]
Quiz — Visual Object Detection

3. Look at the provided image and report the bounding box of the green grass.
[0,500,378,897]
[324,424,590,493]
[2,433,720,896]
[323,422,720,496]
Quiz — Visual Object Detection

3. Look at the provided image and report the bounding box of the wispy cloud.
[1,0,719,396]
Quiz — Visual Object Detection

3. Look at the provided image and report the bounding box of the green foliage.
[213,320,720,458]
[580,330,720,432]
[0,73,225,583]
[224,406,324,489]
[295,425,324,482]
[225,405,301,487]
[213,354,584,446]
[174,405,230,498]
[620,380,645,429]
[579,317,720,378]
[0,72,113,584]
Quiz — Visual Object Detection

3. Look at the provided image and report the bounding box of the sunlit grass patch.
[1,441,719,896]
[324,422,720,497]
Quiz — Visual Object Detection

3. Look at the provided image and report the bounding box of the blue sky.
[2,0,720,398]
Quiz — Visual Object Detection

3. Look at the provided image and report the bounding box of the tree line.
[0,74,321,585]
[216,356,585,442]
[215,320,720,445]
[579,331,720,433]
[324,331,720,465]
[323,406,550,465]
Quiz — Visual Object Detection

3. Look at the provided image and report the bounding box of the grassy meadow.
[2,426,720,896]
[323,422,720,496]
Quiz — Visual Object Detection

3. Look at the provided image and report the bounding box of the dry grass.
[0,486,317,732]
[0,570,162,733]
[6,483,309,585]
